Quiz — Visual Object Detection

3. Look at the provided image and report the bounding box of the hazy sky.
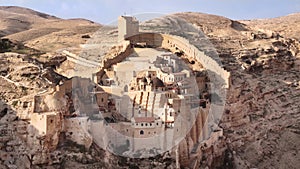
[0,0,299,24]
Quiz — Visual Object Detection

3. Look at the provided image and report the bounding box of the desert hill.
[175,12,249,38]
[241,13,300,40]
[0,6,101,52]
[0,6,59,37]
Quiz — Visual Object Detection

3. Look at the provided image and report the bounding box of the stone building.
[131,117,164,138]
[118,16,139,41]
[162,72,187,84]
[94,86,109,111]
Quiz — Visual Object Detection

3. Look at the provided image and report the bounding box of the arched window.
[140,130,144,135]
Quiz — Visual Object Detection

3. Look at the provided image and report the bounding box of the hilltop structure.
[5,15,231,168]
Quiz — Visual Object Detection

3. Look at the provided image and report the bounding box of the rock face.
[0,7,300,169]
[175,12,300,169]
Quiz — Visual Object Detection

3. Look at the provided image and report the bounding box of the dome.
[150,77,165,88]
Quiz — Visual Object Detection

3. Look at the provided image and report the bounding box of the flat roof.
[133,117,155,123]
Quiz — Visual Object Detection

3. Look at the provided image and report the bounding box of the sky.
[0,0,299,24]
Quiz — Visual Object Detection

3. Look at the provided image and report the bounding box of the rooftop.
[133,117,155,123]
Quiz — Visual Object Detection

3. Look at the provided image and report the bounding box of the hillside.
[176,12,300,169]
[0,6,59,37]
[0,6,101,52]
[241,13,300,40]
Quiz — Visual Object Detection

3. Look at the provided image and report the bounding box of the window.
[141,123,144,126]
[140,130,144,135]
[101,98,104,102]
[145,123,148,126]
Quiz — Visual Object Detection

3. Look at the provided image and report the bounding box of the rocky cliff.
[0,7,299,169]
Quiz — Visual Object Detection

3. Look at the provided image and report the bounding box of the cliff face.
[176,12,300,169]
[0,7,299,169]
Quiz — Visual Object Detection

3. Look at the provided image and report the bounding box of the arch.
[140,130,144,135]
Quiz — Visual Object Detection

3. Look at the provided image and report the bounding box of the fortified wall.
[127,33,231,88]
[97,33,230,88]
[96,41,132,83]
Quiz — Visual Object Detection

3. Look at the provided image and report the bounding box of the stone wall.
[64,117,93,149]
[96,41,133,83]
[97,32,230,88]
[128,33,231,88]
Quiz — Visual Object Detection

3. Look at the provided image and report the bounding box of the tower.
[118,16,139,41]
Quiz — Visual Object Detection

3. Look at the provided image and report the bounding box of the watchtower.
[118,16,139,41]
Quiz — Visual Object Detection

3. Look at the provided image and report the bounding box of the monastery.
[11,16,230,168]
